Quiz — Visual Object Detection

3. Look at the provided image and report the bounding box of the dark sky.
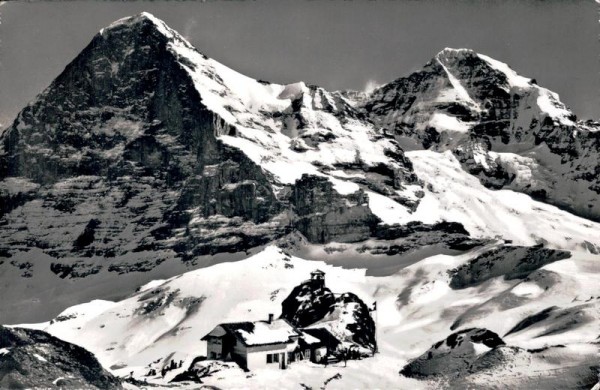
[0,0,598,128]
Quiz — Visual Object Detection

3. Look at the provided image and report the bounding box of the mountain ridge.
[1,11,599,326]
[1,13,599,389]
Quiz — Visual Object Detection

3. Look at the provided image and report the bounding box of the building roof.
[299,331,321,345]
[311,269,325,275]
[301,327,341,349]
[202,319,301,347]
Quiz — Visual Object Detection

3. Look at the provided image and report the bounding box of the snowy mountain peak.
[98,12,199,57]
[102,12,174,38]
[435,47,473,60]
[433,47,532,91]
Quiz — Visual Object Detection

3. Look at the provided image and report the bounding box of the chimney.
[268,313,274,324]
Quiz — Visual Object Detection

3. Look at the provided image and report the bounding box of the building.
[301,327,341,360]
[309,269,325,288]
[202,270,350,370]
[202,314,324,370]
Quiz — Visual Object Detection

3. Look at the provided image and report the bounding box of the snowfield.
[18,245,599,389]
[397,150,600,250]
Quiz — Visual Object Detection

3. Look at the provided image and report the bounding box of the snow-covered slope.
[115,14,415,191]
[383,150,600,251]
[22,245,599,388]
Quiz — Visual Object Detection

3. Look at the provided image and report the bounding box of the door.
[279,353,286,369]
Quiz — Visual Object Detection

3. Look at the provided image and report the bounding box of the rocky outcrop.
[448,244,571,289]
[328,292,377,349]
[400,328,505,378]
[280,278,376,350]
[280,279,337,328]
[0,326,121,389]
[504,303,596,338]
[400,327,599,389]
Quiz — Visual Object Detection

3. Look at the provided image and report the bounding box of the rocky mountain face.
[363,48,600,221]
[0,326,122,389]
[280,276,376,350]
[448,244,571,289]
[0,13,283,261]
[0,13,424,275]
[0,13,435,322]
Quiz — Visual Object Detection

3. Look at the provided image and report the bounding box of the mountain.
[1,14,599,326]
[364,48,600,222]
[0,11,422,258]
[0,326,122,389]
[0,12,443,323]
[1,12,599,388]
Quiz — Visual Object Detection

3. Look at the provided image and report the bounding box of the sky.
[0,0,598,128]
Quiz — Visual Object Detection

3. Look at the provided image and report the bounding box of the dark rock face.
[3,17,193,182]
[373,221,469,239]
[448,245,571,289]
[280,279,376,349]
[74,219,101,250]
[280,279,336,328]
[0,326,122,389]
[0,16,286,259]
[504,304,595,338]
[399,328,505,379]
[290,175,379,243]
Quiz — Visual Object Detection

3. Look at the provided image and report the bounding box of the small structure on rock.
[310,269,326,288]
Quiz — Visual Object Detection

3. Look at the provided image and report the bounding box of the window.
[273,353,279,363]
[266,354,273,363]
